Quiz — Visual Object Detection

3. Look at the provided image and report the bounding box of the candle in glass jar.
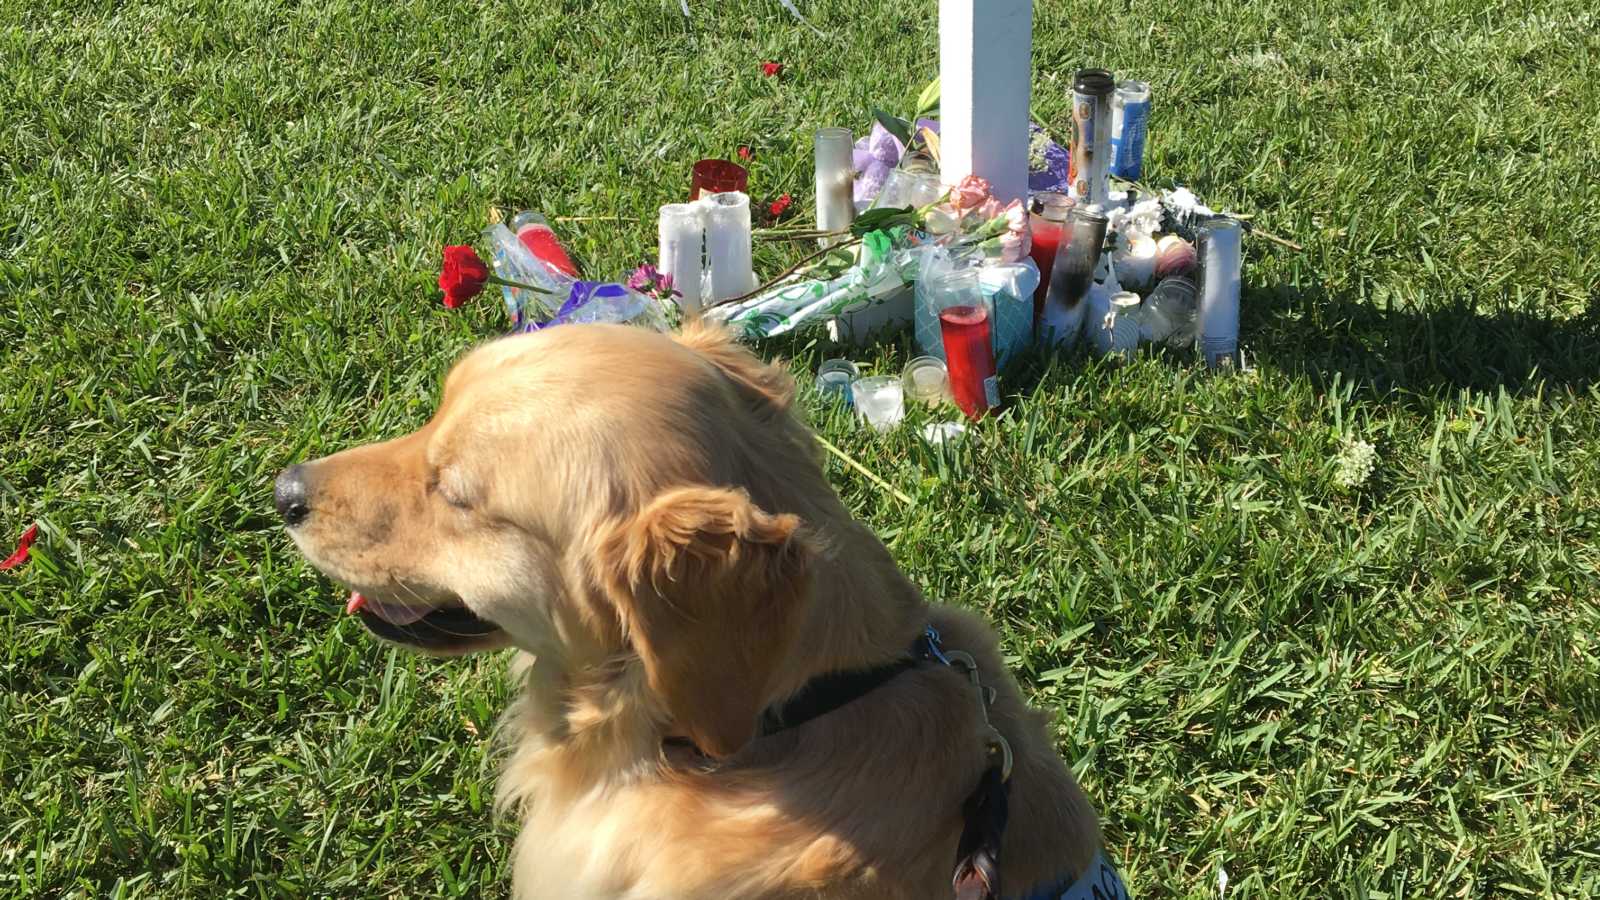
[814,127,855,246]
[1027,192,1075,323]
[939,304,998,419]
[657,203,704,312]
[1198,217,1243,370]
[703,192,756,303]
[1040,205,1109,347]
[689,159,748,202]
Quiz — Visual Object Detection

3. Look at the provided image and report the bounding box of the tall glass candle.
[1027,192,1075,322]
[1040,205,1109,346]
[703,192,755,303]
[1198,218,1242,370]
[657,203,704,313]
[940,304,998,419]
[814,127,855,246]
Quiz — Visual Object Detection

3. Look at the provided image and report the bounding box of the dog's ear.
[596,486,814,758]
[675,321,796,413]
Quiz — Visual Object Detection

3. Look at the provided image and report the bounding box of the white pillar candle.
[657,203,704,313]
[1198,218,1243,370]
[814,127,855,246]
[703,192,756,304]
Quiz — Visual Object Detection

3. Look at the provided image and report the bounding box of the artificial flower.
[761,61,783,77]
[626,264,676,299]
[951,175,992,211]
[626,264,659,292]
[1,523,38,571]
[439,245,490,308]
[973,197,1003,227]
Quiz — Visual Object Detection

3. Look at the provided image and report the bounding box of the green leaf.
[872,107,912,146]
[851,205,916,236]
[914,76,941,119]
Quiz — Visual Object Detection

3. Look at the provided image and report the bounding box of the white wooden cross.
[939,0,1034,204]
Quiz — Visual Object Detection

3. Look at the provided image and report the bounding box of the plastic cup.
[851,376,905,432]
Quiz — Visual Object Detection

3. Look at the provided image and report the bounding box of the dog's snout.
[275,465,311,527]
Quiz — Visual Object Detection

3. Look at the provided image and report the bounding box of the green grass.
[3,0,1598,897]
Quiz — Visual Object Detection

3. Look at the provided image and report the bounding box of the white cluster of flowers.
[1335,438,1378,489]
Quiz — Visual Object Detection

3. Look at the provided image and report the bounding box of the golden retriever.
[276,322,1114,900]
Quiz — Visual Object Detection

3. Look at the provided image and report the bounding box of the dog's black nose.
[275,465,311,527]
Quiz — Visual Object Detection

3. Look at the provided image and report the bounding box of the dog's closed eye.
[430,469,474,510]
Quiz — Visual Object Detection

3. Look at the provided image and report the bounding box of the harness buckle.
[942,650,1015,782]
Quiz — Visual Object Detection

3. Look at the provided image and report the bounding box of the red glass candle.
[939,304,997,419]
[1027,192,1074,324]
[511,212,579,278]
[689,159,749,201]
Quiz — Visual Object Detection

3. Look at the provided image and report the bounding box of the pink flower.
[983,231,1028,265]
[951,175,992,210]
[1002,198,1028,234]
[626,264,660,292]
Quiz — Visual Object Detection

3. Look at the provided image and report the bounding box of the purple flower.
[626,264,659,293]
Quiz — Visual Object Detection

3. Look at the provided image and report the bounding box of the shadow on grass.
[1246,283,1600,399]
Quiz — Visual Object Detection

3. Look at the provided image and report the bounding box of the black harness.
[668,626,1016,900]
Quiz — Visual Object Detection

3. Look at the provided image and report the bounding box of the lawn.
[2,0,1598,897]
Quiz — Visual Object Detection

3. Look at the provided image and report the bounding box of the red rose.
[761,61,783,77]
[738,145,753,161]
[1,523,38,571]
[769,194,793,217]
[438,245,490,309]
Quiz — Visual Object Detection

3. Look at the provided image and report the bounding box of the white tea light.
[703,192,756,303]
[657,203,704,313]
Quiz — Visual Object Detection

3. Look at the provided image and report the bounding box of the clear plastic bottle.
[509,211,579,278]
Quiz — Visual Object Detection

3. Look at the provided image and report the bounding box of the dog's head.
[277,323,827,756]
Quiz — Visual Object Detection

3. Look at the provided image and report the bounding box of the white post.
[939,0,1033,204]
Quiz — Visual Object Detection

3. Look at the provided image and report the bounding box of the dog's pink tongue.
[346,590,432,625]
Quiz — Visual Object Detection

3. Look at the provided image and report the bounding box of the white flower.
[1334,437,1378,489]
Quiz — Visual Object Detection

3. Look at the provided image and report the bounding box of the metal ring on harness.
[943,651,1015,782]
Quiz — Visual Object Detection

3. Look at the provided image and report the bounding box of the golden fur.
[283,322,1103,899]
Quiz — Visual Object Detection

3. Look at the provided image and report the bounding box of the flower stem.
[704,236,863,309]
[488,275,558,294]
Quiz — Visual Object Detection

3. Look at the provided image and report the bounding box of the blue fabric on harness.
[1017,850,1129,900]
